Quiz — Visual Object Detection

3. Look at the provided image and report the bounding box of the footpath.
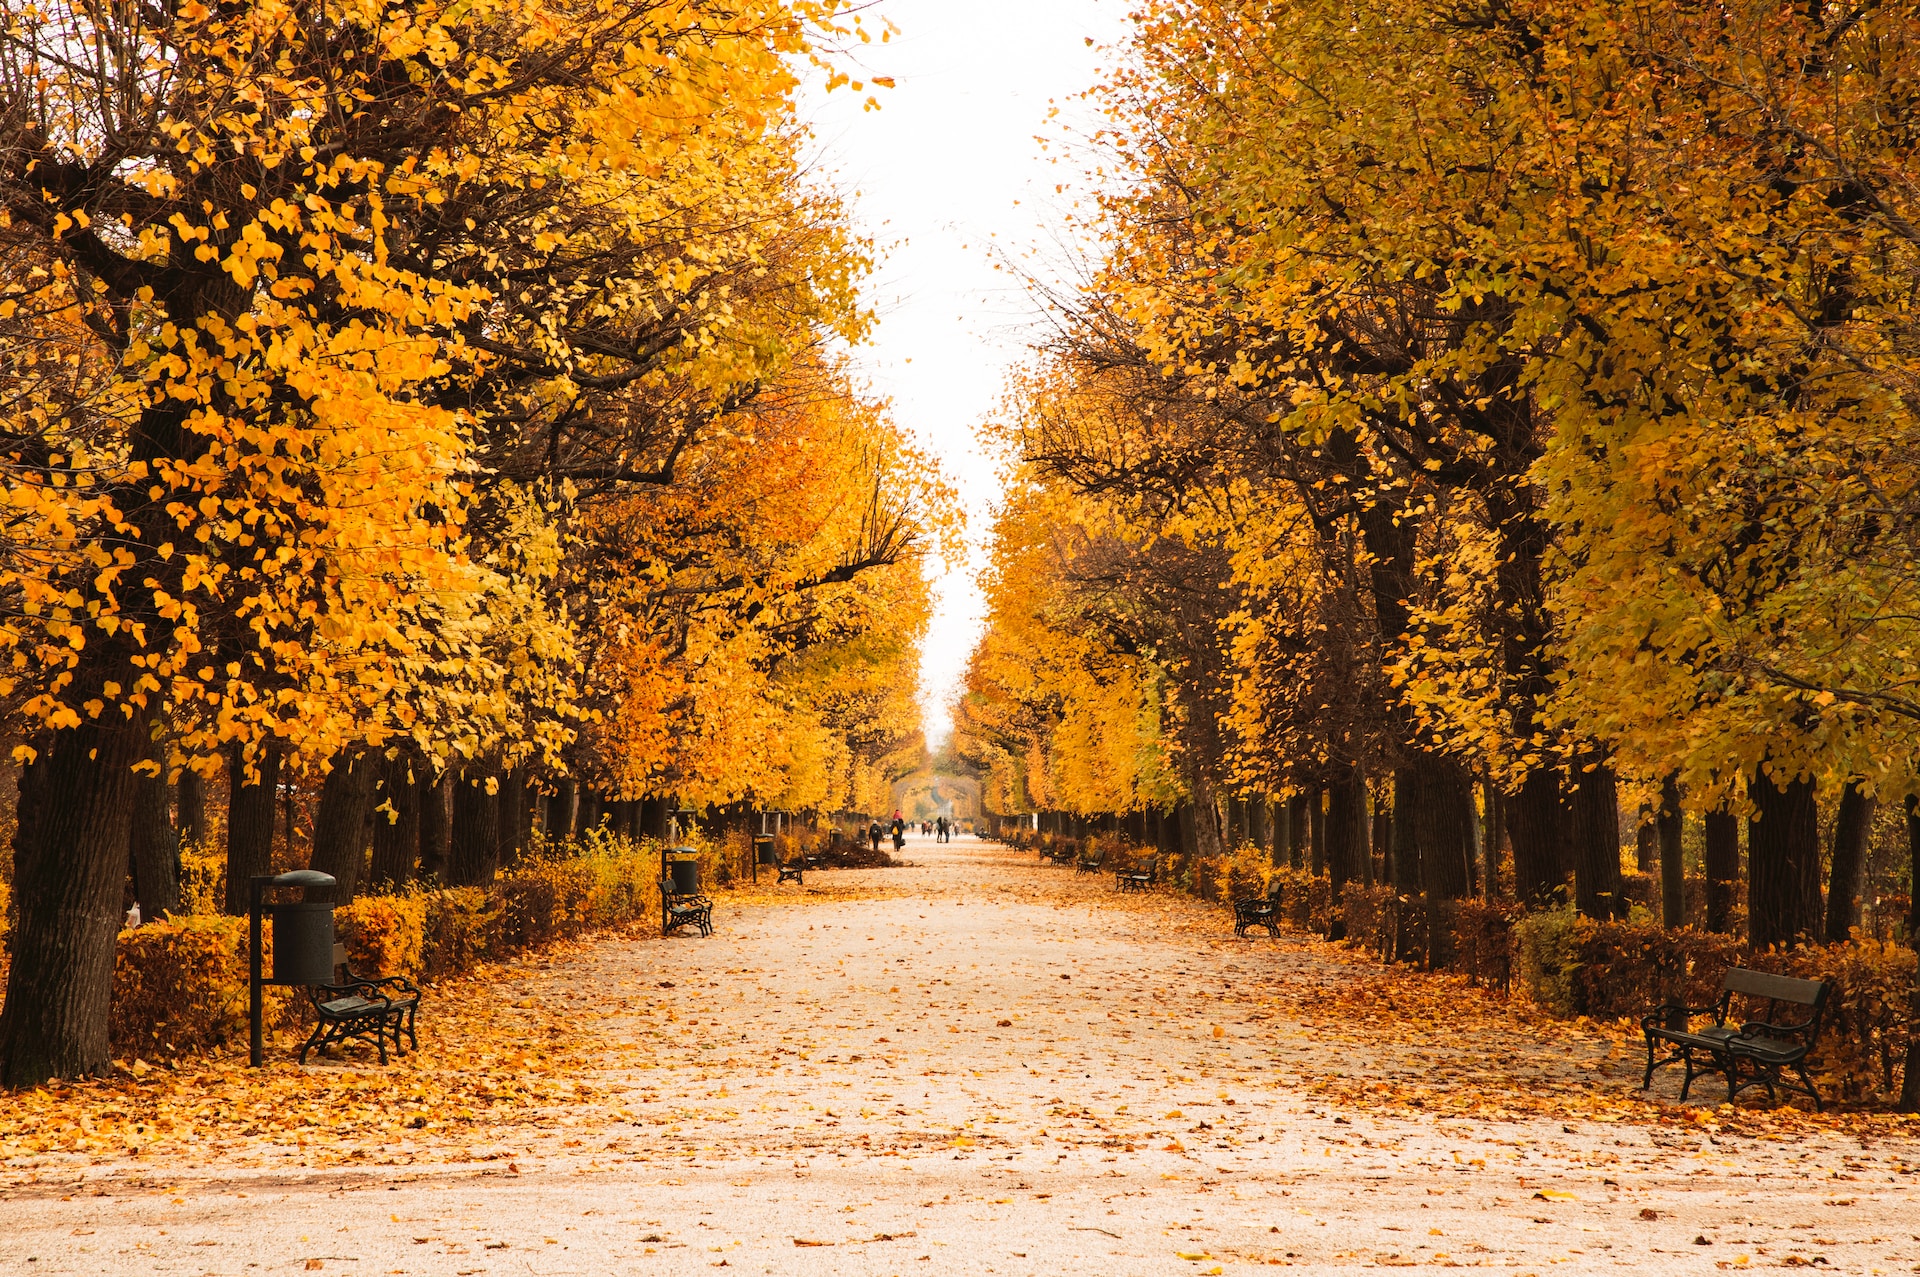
[3,835,1917,1274]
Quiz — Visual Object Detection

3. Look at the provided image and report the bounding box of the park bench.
[1074,847,1106,874]
[777,854,805,885]
[1641,967,1830,1109]
[662,849,715,937]
[1234,878,1284,938]
[1115,860,1158,893]
[298,943,421,1065]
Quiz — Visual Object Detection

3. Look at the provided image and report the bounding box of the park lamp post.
[248,869,338,1068]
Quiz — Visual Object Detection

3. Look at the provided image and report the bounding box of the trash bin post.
[247,869,338,1067]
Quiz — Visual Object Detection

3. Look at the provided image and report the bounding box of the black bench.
[661,850,715,937]
[777,855,805,885]
[1073,848,1106,874]
[1641,967,1830,1109]
[1115,861,1158,893]
[1234,879,1284,938]
[299,943,421,1065]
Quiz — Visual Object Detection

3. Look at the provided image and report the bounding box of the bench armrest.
[313,980,397,1007]
[1642,1003,1716,1030]
[359,974,422,998]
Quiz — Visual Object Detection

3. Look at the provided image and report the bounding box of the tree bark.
[418,771,450,882]
[1748,765,1822,950]
[1391,768,1420,897]
[1704,806,1740,933]
[0,712,148,1086]
[1635,803,1657,875]
[128,735,180,922]
[1658,775,1685,930]
[1567,757,1625,919]
[1325,768,1368,918]
[1823,779,1875,944]
[547,780,577,841]
[224,742,283,916]
[368,753,419,890]
[1506,767,1563,906]
[497,778,525,864]
[1414,757,1472,901]
[176,769,208,849]
[1286,793,1308,868]
[448,772,501,887]
[1900,794,1920,1112]
[1308,786,1326,876]
[574,791,602,838]
[513,777,537,857]
[1249,799,1270,857]
[1484,781,1506,895]
[641,794,668,842]
[309,748,378,903]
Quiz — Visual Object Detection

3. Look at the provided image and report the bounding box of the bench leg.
[1795,1063,1823,1112]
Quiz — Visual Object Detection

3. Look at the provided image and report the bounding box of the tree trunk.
[1325,769,1367,925]
[0,713,148,1086]
[641,794,668,842]
[1371,788,1391,888]
[1484,781,1506,895]
[224,742,283,916]
[1391,768,1420,897]
[1704,806,1740,933]
[368,753,419,890]
[1567,757,1625,920]
[1899,795,1920,1112]
[1308,787,1326,876]
[177,769,208,849]
[574,791,602,838]
[1823,779,1875,944]
[418,771,450,882]
[497,778,525,864]
[128,747,180,922]
[1748,766,1822,950]
[309,748,378,903]
[1635,803,1657,874]
[546,780,575,841]
[1506,767,1563,906]
[1249,799,1271,857]
[1286,793,1308,868]
[1414,757,1472,901]
[514,778,537,857]
[1658,775,1684,930]
[448,771,501,887]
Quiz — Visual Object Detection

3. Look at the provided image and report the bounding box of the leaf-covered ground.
[4,836,1918,1274]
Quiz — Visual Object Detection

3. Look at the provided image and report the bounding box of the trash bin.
[269,901,336,986]
[668,856,701,895]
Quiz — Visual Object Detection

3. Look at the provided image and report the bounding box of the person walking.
[869,818,883,855]
[891,811,906,852]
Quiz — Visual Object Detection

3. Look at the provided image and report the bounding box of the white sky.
[800,0,1131,753]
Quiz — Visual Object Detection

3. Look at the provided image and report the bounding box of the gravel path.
[5,835,1918,1274]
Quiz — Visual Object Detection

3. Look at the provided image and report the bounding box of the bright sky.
[801,0,1130,753]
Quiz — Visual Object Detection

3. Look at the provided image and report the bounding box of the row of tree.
[0,0,938,1085]
[956,0,1920,944]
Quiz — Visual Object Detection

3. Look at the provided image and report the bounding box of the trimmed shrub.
[109,915,294,1057]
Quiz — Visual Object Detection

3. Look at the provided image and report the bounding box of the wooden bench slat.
[1723,968,1827,1005]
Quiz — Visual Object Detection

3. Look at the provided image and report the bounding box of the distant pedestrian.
[891,811,906,852]
[869,819,883,854]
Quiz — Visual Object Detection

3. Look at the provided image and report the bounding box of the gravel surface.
[5,834,1918,1274]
